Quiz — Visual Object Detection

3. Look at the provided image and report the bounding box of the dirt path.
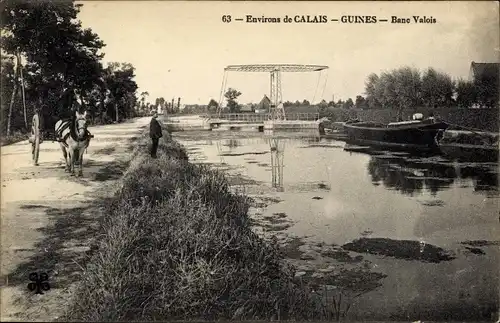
[0,117,149,321]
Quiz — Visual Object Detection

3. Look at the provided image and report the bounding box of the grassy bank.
[63,128,323,321]
[1,131,28,146]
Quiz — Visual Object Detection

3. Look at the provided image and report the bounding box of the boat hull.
[343,121,448,150]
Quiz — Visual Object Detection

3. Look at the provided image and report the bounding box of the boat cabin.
[387,113,433,128]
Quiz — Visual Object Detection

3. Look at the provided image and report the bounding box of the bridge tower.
[269,67,284,120]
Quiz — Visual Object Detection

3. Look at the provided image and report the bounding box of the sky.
[76,1,499,105]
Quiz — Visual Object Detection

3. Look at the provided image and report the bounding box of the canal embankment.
[57,121,499,321]
[62,127,332,321]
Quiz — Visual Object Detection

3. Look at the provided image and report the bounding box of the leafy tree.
[421,68,455,108]
[1,55,25,134]
[355,95,368,109]
[207,98,218,113]
[318,99,328,114]
[372,72,394,110]
[0,0,141,135]
[364,73,382,109]
[368,67,422,120]
[455,79,477,108]
[102,62,138,122]
[224,88,241,113]
[302,99,310,106]
[2,0,105,105]
[343,98,354,109]
[140,91,149,109]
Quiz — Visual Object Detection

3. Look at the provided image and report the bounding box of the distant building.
[255,95,271,114]
[469,61,500,81]
[239,103,254,113]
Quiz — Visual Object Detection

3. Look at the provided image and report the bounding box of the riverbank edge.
[61,127,325,321]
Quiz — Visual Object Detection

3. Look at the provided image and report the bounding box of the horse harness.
[55,118,92,148]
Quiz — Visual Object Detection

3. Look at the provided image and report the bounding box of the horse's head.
[74,110,88,139]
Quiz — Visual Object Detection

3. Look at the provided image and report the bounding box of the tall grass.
[64,130,322,321]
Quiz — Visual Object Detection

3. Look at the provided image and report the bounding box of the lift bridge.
[216,64,329,121]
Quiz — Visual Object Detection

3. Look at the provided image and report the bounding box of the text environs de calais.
[244,15,437,24]
[245,15,328,23]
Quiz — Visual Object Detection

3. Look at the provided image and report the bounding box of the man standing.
[149,112,163,158]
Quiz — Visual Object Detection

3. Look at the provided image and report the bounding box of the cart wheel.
[31,113,40,166]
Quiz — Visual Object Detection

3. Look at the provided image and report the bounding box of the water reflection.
[269,138,285,192]
[216,139,240,163]
[367,155,498,196]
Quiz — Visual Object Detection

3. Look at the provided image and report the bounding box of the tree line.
[1,0,140,137]
[173,65,498,117]
[296,66,498,115]
[362,66,498,120]
[137,93,183,115]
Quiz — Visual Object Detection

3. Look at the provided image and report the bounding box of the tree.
[1,0,109,133]
[2,1,105,97]
[343,98,354,109]
[1,55,22,134]
[364,73,382,109]
[392,67,422,116]
[455,79,477,108]
[421,68,455,108]
[318,99,328,114]
[102,62,138,122]
[224,88,241,113]
[207,98,218,113]
[140,91,149,109]
[373,67,422,120]
[355,95,368,109]
[302,99,310,106]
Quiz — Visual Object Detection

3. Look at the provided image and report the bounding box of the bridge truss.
[217,64,329,121]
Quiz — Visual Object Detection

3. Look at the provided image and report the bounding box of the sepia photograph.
[1,0,499,321]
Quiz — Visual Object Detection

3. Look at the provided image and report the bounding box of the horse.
[55,110,92,177]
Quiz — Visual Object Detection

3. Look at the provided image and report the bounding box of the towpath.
[1,117,149,321]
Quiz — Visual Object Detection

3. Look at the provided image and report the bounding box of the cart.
[28,111,59,166]
[28,112,41,166]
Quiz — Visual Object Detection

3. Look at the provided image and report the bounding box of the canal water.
[173,130,499,321]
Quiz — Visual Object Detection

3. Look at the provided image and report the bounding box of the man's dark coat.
[150,118,163,139]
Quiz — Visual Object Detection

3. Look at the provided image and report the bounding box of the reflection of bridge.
[205,112,323,132]
[270,138,285,191]
[165,113,324,132]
